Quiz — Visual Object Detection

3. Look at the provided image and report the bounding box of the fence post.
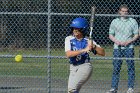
[47,0,52,93]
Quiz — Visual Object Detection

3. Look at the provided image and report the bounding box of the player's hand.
[88,39,93,47]
[117,40,131,46]
[87,39,96,53]
[115,40,122,45]
[81,45,92,53]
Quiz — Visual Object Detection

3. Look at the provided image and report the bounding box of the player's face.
[119,8,128,17]
[73,28,83,38]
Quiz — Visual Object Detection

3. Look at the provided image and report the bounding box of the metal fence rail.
[1,55,140,60]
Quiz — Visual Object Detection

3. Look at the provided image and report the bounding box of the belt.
[71,60,90,66]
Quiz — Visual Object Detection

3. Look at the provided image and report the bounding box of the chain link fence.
[0,0,140,93]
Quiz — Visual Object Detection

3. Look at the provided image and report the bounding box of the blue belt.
[71,61,89,66]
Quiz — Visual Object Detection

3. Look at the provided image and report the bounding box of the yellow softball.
[15,55,23,62]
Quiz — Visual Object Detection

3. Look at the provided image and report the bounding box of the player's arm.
[65,49,85,58]
[109,20,121,45]
[127,20,139,43]
[65,36,91,58]
[92,44,105,56]
[66,45,92,58]
[109,34,115,42]
[129,34,139,42]
[124,20,139,45]
[123,34,139,46]
[109,34,121,45]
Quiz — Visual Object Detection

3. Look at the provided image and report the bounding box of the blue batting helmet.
[70,17,88,34]
[70,17,88,29]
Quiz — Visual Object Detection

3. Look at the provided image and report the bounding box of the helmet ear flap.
[80,28,88,36]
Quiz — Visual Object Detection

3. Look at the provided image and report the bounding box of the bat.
[89,6,96,41]
[89,6,96,54]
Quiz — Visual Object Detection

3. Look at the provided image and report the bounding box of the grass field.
[0,46,139,93]
[0,46,139,81]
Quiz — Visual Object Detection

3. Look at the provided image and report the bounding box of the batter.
[65,17,105,93]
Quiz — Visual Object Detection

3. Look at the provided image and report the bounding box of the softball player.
[65,17,105,93]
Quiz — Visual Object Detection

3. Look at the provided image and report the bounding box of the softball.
[15,55,23,62]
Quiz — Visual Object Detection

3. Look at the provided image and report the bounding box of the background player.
[65,17,105,93]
